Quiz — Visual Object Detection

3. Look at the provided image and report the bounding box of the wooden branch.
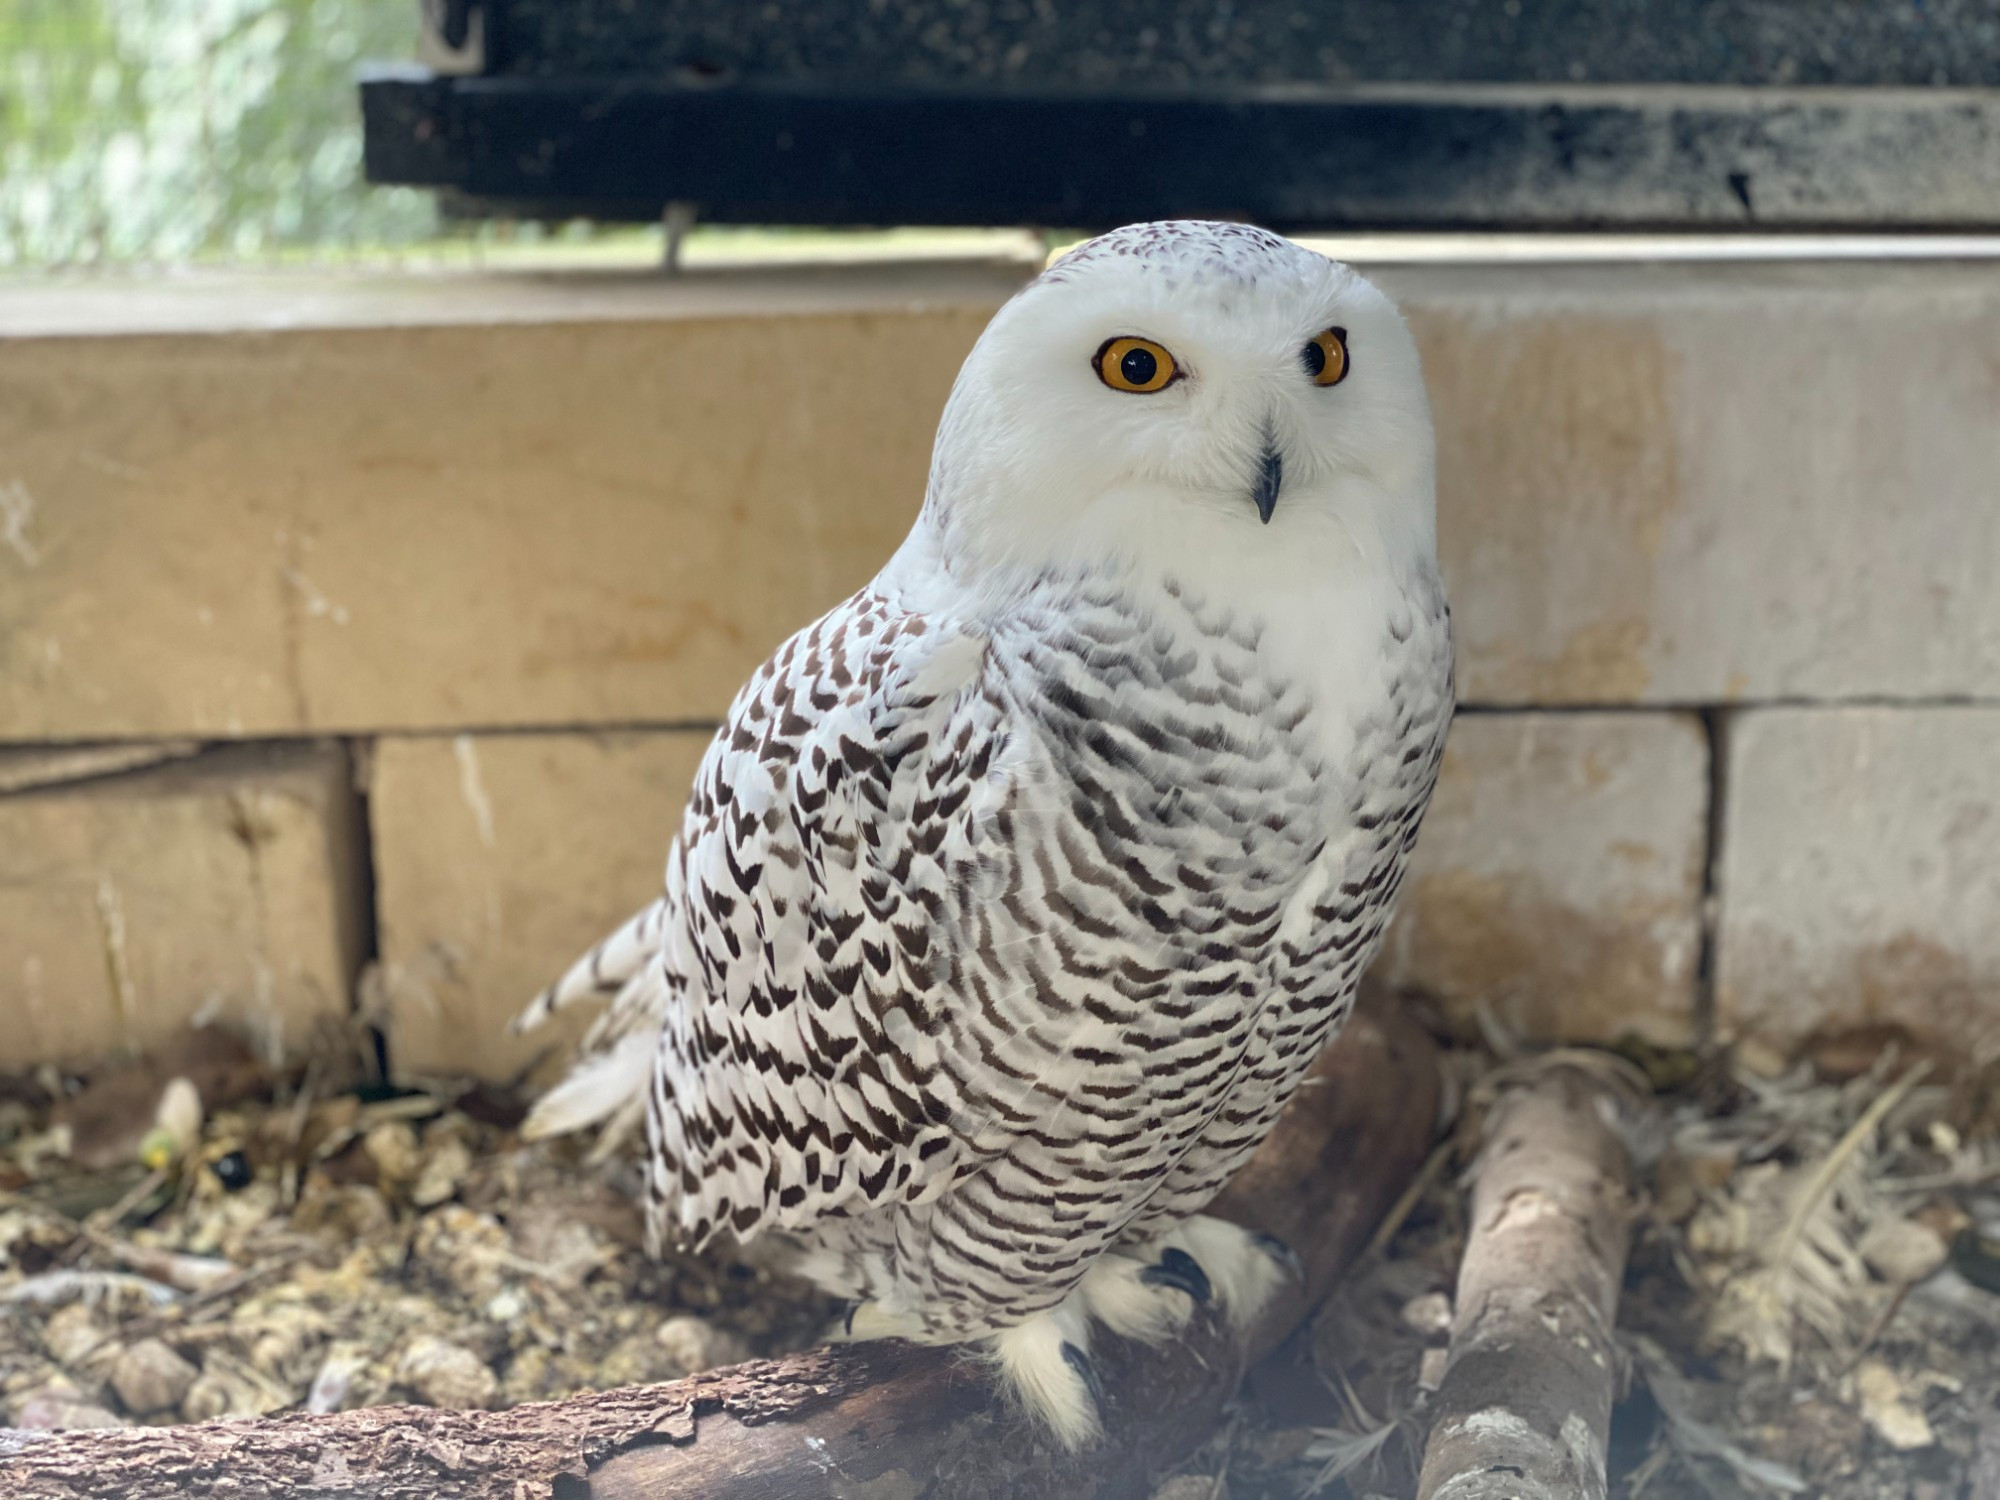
[1415,1055,1650,1500]
[2,994,1439,1500]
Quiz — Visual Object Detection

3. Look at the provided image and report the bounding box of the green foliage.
[0,0,437,264]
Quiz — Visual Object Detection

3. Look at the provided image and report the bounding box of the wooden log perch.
[2,994,1439,1500]
[1415,1054,1652,1500]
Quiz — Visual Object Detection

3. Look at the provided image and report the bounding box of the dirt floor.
[3,1016,1997,1499]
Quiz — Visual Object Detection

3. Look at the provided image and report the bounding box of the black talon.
[1059,1340,1106,1411]
[843,1302,859,1337]
[1140,1246,1213,1304]
[1252,1231,1306,1284]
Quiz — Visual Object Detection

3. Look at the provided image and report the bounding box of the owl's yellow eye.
[1094,336,1179,394]
[1303,326,1349,387]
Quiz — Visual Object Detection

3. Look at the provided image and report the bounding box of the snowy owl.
[515,220,1454,1448]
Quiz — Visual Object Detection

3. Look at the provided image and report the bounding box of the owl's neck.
[891,468,1436,637]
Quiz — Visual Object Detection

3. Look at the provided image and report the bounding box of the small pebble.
[247,1305,319,1384]
[304,1352,368,1424]
[1859,1218,1948,1285]
[1855,1359,1935,1451]
[306,1346,367,1415]
[180,1367,273,1422]
[598,1332,668,1388]
[291,1183,395,1241]
[108,1338,200,1416]
[11,1383,127,1431]
[411,1136,473,1208]
[508,1203,614,1286]
[40,1304,107,1366]
[653,1314,748,1376]
[1732,1038,1790,1079]
[211,1149,253,1192]
[397,1336,498,1410]
[363,1121,421,1189]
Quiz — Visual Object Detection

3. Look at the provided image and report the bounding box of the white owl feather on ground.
[514,220,1454,1448]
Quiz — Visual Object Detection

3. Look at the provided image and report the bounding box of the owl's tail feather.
[513,897,673,1143]
[519,1029,655,1141]
[511,898,667,1035]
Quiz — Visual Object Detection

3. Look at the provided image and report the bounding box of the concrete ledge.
[1717,706,2000,1058]
[0,743,365,1067]
[1376,710,1709,1044]
[370,730,713,1080]
[0,257,1040,339]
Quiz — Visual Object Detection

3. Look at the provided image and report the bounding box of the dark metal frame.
[362,71,2000,231]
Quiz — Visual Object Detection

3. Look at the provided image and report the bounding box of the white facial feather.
[909,221,1436,606]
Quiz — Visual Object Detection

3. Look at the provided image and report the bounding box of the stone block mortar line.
[1693,707,1731,1048]
[8,702,2000,754]
[7,700,1999,755]
[1453,694,2000,717]
[363,718,728,742]
[342,734,392,1084]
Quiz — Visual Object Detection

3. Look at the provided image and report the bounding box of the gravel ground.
[0,1028,832,1434]
[4,1018,1997,1500]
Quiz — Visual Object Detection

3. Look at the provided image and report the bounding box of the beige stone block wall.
[0,265,1022,741]
[5,260,1996,747]
[1716,707,2000,1059]
[370,730,714,1081]
[0,743,365,1067]
[1,258,1994,1070]
[1389,261,2000,705]
[1376,711,1710,1044]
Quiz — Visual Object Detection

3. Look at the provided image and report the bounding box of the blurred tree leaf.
[0,0,438,265]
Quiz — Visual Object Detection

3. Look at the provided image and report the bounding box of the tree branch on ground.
[1415,1053,1652,1500]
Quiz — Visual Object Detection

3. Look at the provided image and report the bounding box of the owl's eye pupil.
[1301,340,1327,378]
[1120,347,1158,387]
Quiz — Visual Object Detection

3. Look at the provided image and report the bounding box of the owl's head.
[919,222,1436,598]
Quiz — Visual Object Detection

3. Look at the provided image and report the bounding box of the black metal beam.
[480,0,2000,90]
[361,72,2000,231]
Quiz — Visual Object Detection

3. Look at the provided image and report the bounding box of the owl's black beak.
[1251,445,1283,524]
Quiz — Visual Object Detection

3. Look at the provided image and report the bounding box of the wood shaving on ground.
[3,1014,1997,1500]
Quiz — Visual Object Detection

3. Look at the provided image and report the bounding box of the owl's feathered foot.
[978,1216,1298,1450]
[985,1296,1104,1449]
[826,1218,1296,1451]
[1084,1215,1294,1346]
[834,1288,1122,1448]
[1139,1246,1212,1304]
